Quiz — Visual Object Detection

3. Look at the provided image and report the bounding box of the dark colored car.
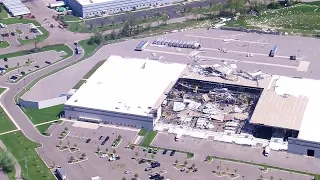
[148,149,153,153]
[162,149,167,155]
[104,136,110,142]
[101,140,106,145]
[139,159,147,164]
[85,138,91,143]
[170,150,176,156]
[151,162,160,168]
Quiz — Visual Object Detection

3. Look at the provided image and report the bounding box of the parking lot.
[2,50,65,83]
[35,120,315,180]
[0,23,42,47]
[85,0,223,28]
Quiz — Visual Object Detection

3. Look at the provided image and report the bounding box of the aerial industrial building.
[64,0,180,18]
[64,55,186,129]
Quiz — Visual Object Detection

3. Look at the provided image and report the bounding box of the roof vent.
[115,107,119,110]
[74,100,78,102]
[89,0,93,3]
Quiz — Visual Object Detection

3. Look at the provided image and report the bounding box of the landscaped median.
[0,41,10,49]
[210,155,320,180]
[0,131,56,180]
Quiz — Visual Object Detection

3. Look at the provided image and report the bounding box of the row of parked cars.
[152,38,201,49]
[143,148,176,156]
[85,136,110,145]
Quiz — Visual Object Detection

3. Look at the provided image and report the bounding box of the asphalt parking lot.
[85,0,223,28]
[3,50,64,82]
[37,121,315,180]
[0,23,42,47]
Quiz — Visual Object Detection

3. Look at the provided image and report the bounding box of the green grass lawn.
[140,131,158,147]
[0,131,55,180]
[15,29,23,34]
[0,148,15,180]
[73,79,86,89]
[62,15,81,22]
[23,104,64,125]
[0,18,41,26]
[78,39,101,59]
[18,27,49,45]
[0,5,8,19]
[138,129,148,136]
[226,4,320,34]
[0,41,10,49]
[0,87,6,95]
[36,120,62,135]
[0,44,72,60]
[0,106,16,133]
[83,60,106,79]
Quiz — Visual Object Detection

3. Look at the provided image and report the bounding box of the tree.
[105,148,109,152]
[67,141,70,146]
[175,159,178,164]
[97,147,100,152]
[191,163,195,169]
[134,173,139,178]
[110,30,116,40]
[270,176,273,180]
[151,154,155,159]
[88,32,103,45]
[74,143,77,148]
[217,165,220,172]
[117,135,122,139]
[184,160,188,166]
[226,167,229,172]
[135,152,139,157]
[234,169,238,173]
[122,177,126,180]
[64,127,68,131]
[70,156,75,162]
[4,64,8,69]
[58,140,62,146]
[16,62,19,67]
[259,175,263,180]
[82,153,86,158]
[3,57,8,62]
[0,151,15,173]
[113,149,116,154]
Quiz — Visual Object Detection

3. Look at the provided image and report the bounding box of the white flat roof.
[65,55,186,117]
[295,78,320,143]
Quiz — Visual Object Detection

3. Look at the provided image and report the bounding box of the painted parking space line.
[143,48,297,69]
[185,34,271,45]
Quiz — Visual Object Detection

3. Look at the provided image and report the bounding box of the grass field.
[0,87,6,95]
[83,60,106,79]
[36,120,62,135]
[0,106,16,134]
[62,15,81,22]
[225,4,320,34]
[0,148,15,180]
[0,44,72,60]
[140,131,158,147]
[0,5,8,19]
[78,39,101,59]
[0,131,55,180]
[18,27,50,45]
[0,41,10,49]
[23,104,64,125]
[15,29,23,34]
[73,79,86,89]
[0,18,41,26]
[138,129,147,136]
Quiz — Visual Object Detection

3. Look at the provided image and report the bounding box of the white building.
[64,0,181,18]
[64,55,186,130]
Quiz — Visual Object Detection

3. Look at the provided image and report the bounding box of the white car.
[124,170,132,174]
[100,154,108,158]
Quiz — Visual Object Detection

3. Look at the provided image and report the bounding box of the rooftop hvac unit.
[290,55,296,60]
[89,0,93,3]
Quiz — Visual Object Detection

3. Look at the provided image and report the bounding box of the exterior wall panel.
[64,105,154,129]
[288,137,320,158]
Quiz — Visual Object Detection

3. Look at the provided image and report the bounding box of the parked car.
[170,150,176,156]
[148,148,153,153]
[104,136,110,142]
[124,170,131,174]
[153,149,158,154]
[162,149,168,155]
[45,61,51,64]
[139,159,147,164]
[145,167,152,171]
[151,162,161,168]
[101,140,106,145]
[99,136,103,140]
[86,138,91,143]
